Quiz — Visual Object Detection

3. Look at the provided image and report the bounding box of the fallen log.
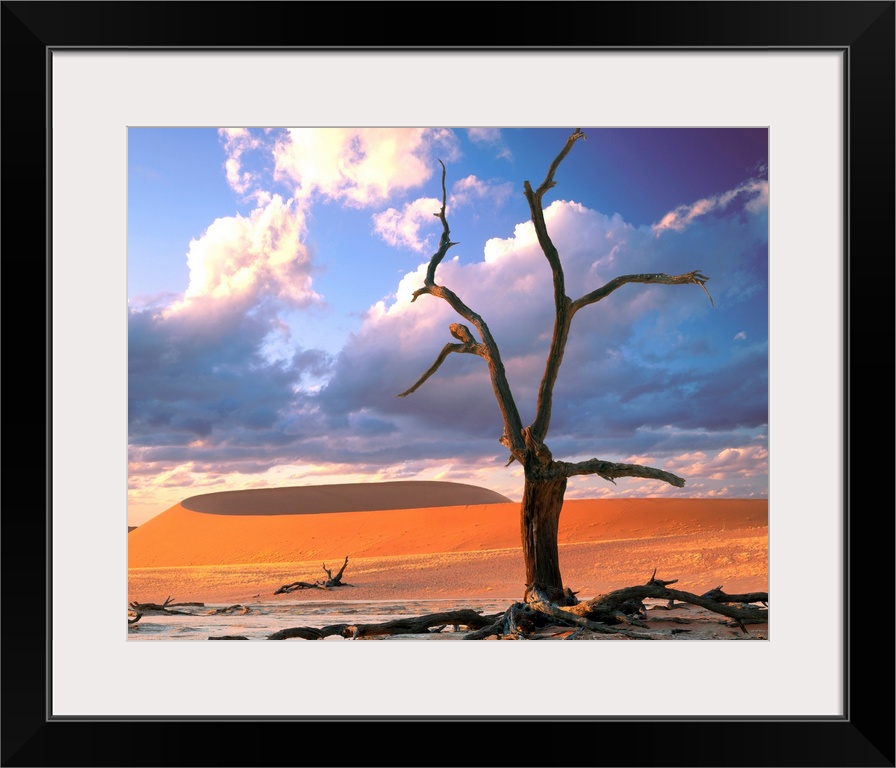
[701,586,769,606]
[275,557,355,593]
[563,571,767,633]
[268,627,330,640]
[465,570,767,639]
[128,596,203,616]
[274,580,322,593]
[207,605,251,615]
[267,609,502,640]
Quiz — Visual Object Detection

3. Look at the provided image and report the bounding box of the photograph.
[127,126,771,643]
[4,0,892,763]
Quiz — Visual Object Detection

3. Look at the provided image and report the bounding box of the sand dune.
[130,493,765,568]
[128,482,767,605]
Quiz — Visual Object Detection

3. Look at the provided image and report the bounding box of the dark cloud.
[128,302,333,453]
[129,189,768,500]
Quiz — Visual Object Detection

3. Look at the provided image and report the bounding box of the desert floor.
[128,484,767,639]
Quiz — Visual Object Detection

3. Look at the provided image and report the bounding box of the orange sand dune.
[129,482,767,605]
[130,482,766,561]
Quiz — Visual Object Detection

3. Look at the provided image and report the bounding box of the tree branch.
[549,458,686,488]
[533,129,587,203]
[405,161,527,456]
[571,270,713,315]
[329,556,350,584]
[522,130,586,444]
[574,581,768,633]
[527,600,662,639]
[424,160,458,285]
[398,344,473,397]
[397,337,481,398]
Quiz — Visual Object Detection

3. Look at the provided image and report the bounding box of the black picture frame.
[3,2,893,766]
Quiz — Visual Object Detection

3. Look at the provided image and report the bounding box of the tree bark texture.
[520,475,569,602]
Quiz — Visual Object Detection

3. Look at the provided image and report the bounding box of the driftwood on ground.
[700,586,769,605]
[267,570,767,640]
[268,609,503,640]
[460,571,768,640]
[206,605,251,615]
[544,570,767,634]
[275,556,354,593]
[128,596,205,616]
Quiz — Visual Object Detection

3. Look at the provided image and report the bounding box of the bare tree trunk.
[520,475,572,604]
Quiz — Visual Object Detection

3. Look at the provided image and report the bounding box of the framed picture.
[7,2,893,766]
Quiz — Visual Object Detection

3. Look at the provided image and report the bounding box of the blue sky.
[128,127,768,526]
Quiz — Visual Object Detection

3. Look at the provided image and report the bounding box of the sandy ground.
[128,485,768,623]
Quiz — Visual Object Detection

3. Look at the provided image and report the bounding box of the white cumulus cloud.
[372,197,444,253]
[166,195,319,316]
[273,128,460,207]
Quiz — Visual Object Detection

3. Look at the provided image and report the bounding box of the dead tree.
[275,556,353,594]
[399,129,719,607]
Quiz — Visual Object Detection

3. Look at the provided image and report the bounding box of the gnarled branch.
[268,610,503,640]
[574,582,768,633]
[701,586,769,606]
[522,130,585,443]
[403,161,526,457]
[397,325,483,398]
[571,270,713,314]
[521,131,712,445]
[275,557,353,593]
[547,458,685,488]
[324,556,350,585]
[532,128,587,203]
[423,159,458,286]
[128,596,203,615]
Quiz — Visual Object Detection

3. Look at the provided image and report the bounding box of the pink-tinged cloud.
[372,197,444,253]
[449,175,513,208]
[652,178,769,235]
[219,128,265,198]
[166,195,319,315]
[666,446,769,479]
[272,128,460,207]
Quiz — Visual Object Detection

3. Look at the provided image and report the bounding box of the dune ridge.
[179,480,512,515]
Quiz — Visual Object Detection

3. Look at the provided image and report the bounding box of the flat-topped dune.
[179,480,512,515]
